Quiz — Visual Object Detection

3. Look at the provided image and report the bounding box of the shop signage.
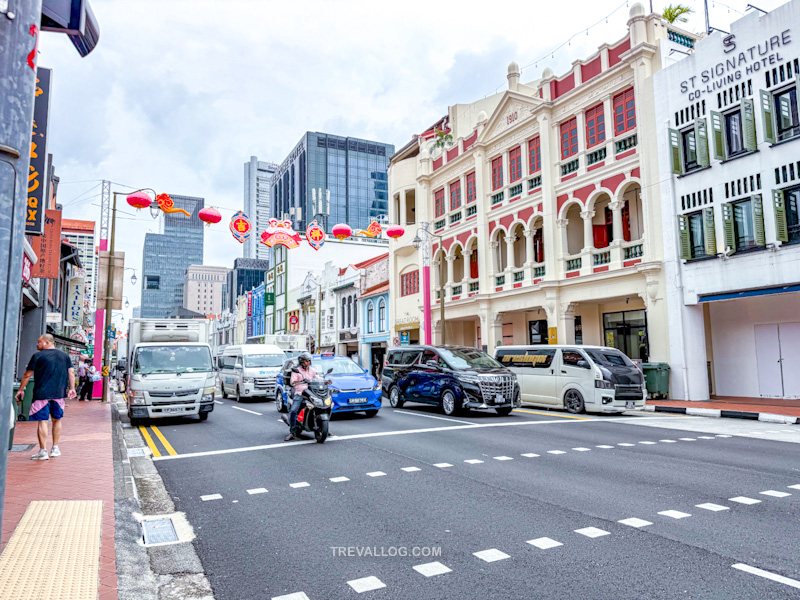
[276,262,285,275]
[26,67,51,235]
[265,292,275,306]
[65,276,84,326]
[400,331,409,346]
[247,291,253,316]
[46,312,61,323]
[339,330,357,342]
[267,271,275,283]
[31,209,61,279]
[22,253,33,285]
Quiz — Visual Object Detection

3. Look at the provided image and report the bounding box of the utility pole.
[101,191,118,403]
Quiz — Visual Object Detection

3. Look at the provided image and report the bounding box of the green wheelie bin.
[641,363,670,399]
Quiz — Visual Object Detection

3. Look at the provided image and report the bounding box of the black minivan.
[381,345,520,416]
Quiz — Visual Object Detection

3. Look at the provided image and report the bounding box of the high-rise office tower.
[61,219,97,309]
[243,157,279,261]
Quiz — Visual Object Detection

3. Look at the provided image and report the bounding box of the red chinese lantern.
[198,207,222,227]
[126,191,152,211]
[386,225,405,239]
[332,223,352,240]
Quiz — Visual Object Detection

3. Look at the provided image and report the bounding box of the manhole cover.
[142,518,179,545]
[10,444,35,452]
[127,447,149,457]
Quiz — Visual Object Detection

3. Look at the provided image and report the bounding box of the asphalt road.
[142,393,800,600]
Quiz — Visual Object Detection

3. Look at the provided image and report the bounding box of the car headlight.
[242,377,253,384]
[325,398,332,406]
[129,391,145,405]
[594,380,615,390]
[202,393,214,403]
[329,387,340,394]
[372,381,381,391]
[460,373,479,384]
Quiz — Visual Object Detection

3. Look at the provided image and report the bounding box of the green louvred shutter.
[709,111,725,160]
[703,207,717,255]
[678,215,691,259]
[752,194,766,246]
[773,189,789,242]
[722,202,736,253]
[742,98,757,152]
[695,118,710,167]
[669,129,683,175]
[760,90,776,144]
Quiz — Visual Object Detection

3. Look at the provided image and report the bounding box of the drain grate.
[127,447,149,457]
[10,444,35,452]
[142,518,179,545]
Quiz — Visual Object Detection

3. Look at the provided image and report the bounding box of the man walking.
[77,357,89,401]
[16,334,77,460]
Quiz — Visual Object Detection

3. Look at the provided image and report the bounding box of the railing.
[566,257,582,271]
[449,212,462,225]
[615,134,638,154]
[495,275,506,286]
[509,183,523,198]
[593,250,611,266]
[434,218,446,231]
[513,270,524,283]
[491,191,504,205]
[469,281,479,293]
[624,243,644,260]
[668,29,695,49]
[587,147,607,166]
[452,284,462,296]
[561,159,579,177]
[466,205,477,217]
[528,175,542,190]
[533,265,546,279]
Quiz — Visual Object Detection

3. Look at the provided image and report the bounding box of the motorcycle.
[282,368,334,443]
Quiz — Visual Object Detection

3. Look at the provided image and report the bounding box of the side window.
[403,351,422,365]
[562,350,589,368]
[530,349,556,369]
[496,349,526,367]
[498,349,555,369]
[421,350,439,365]
[387,351,400,366]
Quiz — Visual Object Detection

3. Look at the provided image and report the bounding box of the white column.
[524,228,534,267]
[446,254,455,288]
[400,192,407,225]
[581,209,595,253]
[490,240,500,274]
[504,235,515,271]
[610,199,623,243]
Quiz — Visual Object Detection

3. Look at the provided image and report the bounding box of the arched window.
[378,299,386,332]
[341,297,346,328]
[367,301,374,334]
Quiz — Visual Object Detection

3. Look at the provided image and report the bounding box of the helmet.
[298,352,313,365]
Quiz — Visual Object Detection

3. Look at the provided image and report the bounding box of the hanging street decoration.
[261,219,302,249]
[126,191,152,211]
[155,193,191,216]
[386,225,405,239]
[230,211,252,243]
[332,223,352,240]
[198,207,222,227]
[305,219,325,251]
[356,221,382,237]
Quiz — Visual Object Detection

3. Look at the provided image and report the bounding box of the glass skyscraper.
[141,194,205,319]
[272,133,394,232]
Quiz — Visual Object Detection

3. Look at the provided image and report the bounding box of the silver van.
[220,344,286,401]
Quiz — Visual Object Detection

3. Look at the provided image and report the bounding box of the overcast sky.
[39,0,780,323]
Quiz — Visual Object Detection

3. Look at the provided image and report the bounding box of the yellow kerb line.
[513,409,590,420]
[139,426,162,458]
[150,425,178,456]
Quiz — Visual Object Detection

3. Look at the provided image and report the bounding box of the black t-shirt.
[26,349,73,400]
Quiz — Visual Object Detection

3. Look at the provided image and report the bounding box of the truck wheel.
[221,384,228,399]
[198,413,209,421]
[275,391,287,413]
[564,389,585,414]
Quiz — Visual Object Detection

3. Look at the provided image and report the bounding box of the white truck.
[126,319,216,425]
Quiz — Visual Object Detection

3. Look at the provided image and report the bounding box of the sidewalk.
[1,401,117,600]
[646,397,800,423]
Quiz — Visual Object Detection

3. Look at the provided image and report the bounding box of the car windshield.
[437,348,502,370]
[311,357,364,375]
[134,346,213,374]
[244,354,284,368]
[585,349,635,368]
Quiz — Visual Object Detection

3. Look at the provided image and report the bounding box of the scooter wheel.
[315,420,329,443]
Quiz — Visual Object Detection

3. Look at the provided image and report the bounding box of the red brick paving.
[2,401,117,599]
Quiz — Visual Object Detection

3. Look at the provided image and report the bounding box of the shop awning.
[698,284,800,303]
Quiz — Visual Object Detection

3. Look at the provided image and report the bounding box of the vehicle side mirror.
[425,360,439,369]
[577,360,590,369]
[326,367,333,375]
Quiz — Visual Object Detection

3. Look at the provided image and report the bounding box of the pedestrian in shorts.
[16,334,77,460]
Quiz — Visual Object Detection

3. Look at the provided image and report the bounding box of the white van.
[494,345,645,414]
[219,344,286,401]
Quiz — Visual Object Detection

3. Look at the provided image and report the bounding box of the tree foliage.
[662,3,693,24]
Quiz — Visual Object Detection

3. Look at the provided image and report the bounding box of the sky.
[38,0,784,326]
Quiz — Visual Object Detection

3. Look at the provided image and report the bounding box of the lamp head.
[131,273,137,285]
[412,234,422,250]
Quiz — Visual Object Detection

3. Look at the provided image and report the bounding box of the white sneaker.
[30,449,49,460]
[50,446,61,457]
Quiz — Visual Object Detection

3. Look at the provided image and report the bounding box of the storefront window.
[603,309,648,361]
[528,319,548,344]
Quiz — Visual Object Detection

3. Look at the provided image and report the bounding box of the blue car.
[275,353,382,417]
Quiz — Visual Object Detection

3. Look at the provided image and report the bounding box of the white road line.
[696,503,729,511]
[715,434,733,438]
[731,563,800,590]
[366,471,386,477]
[330,477,350,483]
[200,494,222,501]
[697,436,716,439]
[638,441,657,445]
[231,406,263,416]
[618,518,652,528]
[575,527,610,538]
[595,445,614,449]
[729,496,761,505]
[493,456,513,461]
[572,447,591,452]
[290,482,310,489]
[473,548,510,562]
[547,450,566,455]
[347,576,386,593]
[678,438,696,441]
[214,400,224,405]
[788,484,800,490]
[760,490,791,498]
[527,537,563,549]
[272,592,310,600]
[617,443,635,447]
[401,467,421,472]
[433,463,453,468]
[392,409,473,425]
[413,561,452,577]
[247,488,268,495]
[464,459,484,464]
[521,453,540,457]
[658,510,692,519]
[659,439,677,443]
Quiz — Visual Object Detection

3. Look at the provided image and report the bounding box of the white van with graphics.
[494,345,645,414]
[220,344,286,402]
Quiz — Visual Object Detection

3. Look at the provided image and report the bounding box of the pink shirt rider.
[290,365,317,396]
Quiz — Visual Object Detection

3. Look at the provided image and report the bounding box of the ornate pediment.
[479,91,543,146]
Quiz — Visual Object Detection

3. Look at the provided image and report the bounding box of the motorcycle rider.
[285,352,317,441]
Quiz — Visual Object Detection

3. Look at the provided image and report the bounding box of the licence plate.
[495,394,505,405]
[163,407,182,413]
[625,401,636,409]
[348,397,367,404]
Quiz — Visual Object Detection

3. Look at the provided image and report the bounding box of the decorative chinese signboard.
[230,211,252,243]
[247,291,253,316]
[26,67,52,235]
[65,276,85,326]
[356,221,382,237]
[31,209,62,278]
[305,219,325,251]
[155,193,190,216]
[260,219,301,249]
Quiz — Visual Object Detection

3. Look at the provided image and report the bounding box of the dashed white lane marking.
[547,450,566,455]
[696,503,729,511]
[698,436,716,439]
[473,548,510,562]
[392,409,474,425]
[729,496,761,505]
[617,443,635,447]
[290,482,310,488]
[330,477,349,482]
[231,406,263,416]
[247,488,268,495]
[575,527,610,538]
[521,453,540,457]
[658,510,692,519]
[347,576,386,593]
[732,563,800,590]
[618,518,652,528]
[413,561,452,577]
[716,434,732,438]
[464,459,484,464]
[272,592,310,600]
[678,438,696,441]
[433,463,453,468]
[493,456,513,461]
[367,471,386,477]
[401,467,421,472]
[527,537,563,550]
[214,400,224,405]
[659,439,677,443]
[787,484,800,490]
[760,490,791,498]
[596,445,614,449]
[200,494,222,501]
[638,441,657,445]
[572,447,591,452]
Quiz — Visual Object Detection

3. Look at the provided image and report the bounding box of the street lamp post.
[413,223,446,345]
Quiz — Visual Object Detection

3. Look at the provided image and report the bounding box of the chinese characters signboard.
[30,209,61,278]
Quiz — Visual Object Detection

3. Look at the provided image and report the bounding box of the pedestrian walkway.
[647,397,800,422]
[1,401,117,600]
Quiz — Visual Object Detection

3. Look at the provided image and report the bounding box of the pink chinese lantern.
[386,225,405,239]
[126,191,152,211]
[332,223,352,240]
[198,207,222,227]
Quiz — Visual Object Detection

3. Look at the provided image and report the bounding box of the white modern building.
[61,219,97,309]
[183,265,230,316]
[243,156,279,261]
[656,0,800,401]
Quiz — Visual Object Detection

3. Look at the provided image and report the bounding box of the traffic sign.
[392,337,400,347]
[289,315,299,326]
[400,331,410,346]
[102,366,110,377]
